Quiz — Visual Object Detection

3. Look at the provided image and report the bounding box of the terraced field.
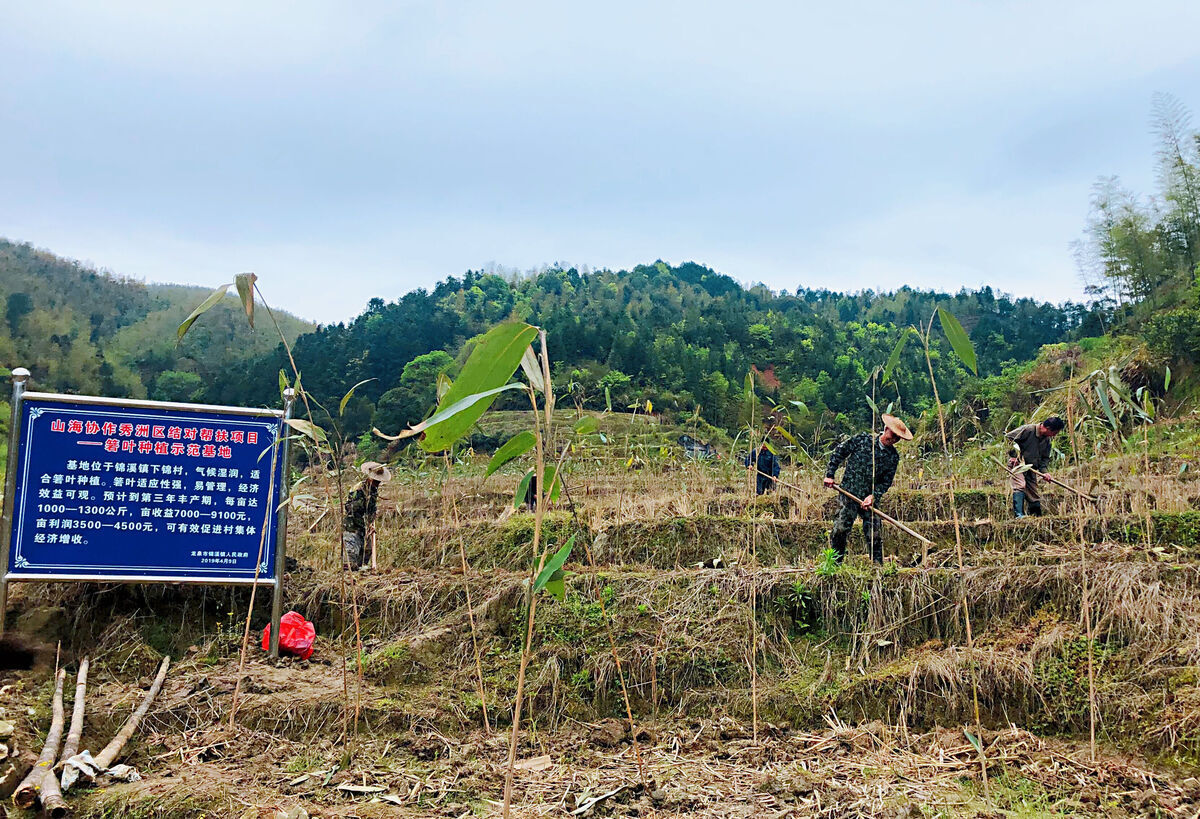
[4,451,1200,817]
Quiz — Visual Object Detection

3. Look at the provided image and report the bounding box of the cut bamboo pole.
[92,656,170,770]
[57,658,89,771]
[38,766,68,817]
[13,668,66,809]
[995,454,1099,503]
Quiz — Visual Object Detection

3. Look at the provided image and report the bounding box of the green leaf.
[964,729,983,754]
[542,464,561,504]
[1095,382,1119,432]
[235,272,256,329]
[384,383,525,444]
[514,469,535,509]
[864,394,880,416]
[604,386,612,413]
[573,416,599,435]
[883,328,910,385]
[533,534,577,594]
[436,372,453,402]
[936,306,977,375]
[486,430,536,477]
[788,399,809,417]
[1164,365,1172,394]
[278,369,290,400]
[286,418,327,443]
[420,322,539,452]
[339,379,377,417]
[520,346,544,392]
[543,570,566,601]
[744,371,755,402]
[177,283,232,343]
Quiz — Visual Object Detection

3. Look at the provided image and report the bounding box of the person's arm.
[825,435,858,482]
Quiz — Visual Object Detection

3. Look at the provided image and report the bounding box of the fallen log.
[12,668,65,809]
[92,656,170,770]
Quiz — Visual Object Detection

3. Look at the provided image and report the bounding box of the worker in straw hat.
[343,461,392,570]
[823,414,912,564]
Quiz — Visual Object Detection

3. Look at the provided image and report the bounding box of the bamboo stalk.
[92,656,170,770]
[502,330,553,819]
[57,658,89,770]
[13,668,66,809]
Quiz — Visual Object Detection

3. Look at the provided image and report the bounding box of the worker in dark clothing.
[823,414,912,563]
[1005,417,1064,518]
[747,442,781,495]
[343,461,391,569]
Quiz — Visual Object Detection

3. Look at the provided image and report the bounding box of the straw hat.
[880,414,913,441]
[360,461,392,483]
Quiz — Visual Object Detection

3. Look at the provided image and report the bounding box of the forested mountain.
[0,239,313,401]
[218,262,1103,442]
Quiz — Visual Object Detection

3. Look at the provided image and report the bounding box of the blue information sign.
[6,397,286,582]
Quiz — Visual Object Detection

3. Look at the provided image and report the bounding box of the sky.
[3,1,1200,324]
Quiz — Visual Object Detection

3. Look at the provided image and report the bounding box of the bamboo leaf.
[177,284,232,342]
[486,431,536,477]
[543,464,561,503]
[514,470,535,509]
[788,399,809,417]
[339,378,377,417]
[520,346,544,392]
[604,386,612,413]
[1095,382,1119,433]
[436,372,453,402]
[573,416,599,435]
[883,328,910,384]
[286,418,327,443]
[234,272,257,329]
[420,322,538,452]
[645,399,653,414]
[533,534,577,594]
[402,383,526,445]
[278,369,289,400]
[964,729,983,754]
[543,570,567,601]
[936,306,977,375]
[1164,365,1172,394]
[864,394,880,416]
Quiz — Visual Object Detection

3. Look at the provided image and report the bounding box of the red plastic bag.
[262,611,316,660]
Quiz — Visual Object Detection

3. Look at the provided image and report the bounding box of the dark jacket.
[1006,423,1052,472]
[344,482,379,538]
[825,433,899,499]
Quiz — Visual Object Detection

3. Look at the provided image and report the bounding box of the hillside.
[225,263,1106,445]
[0,239,314,403]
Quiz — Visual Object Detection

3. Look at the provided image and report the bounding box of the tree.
[371,350,455,435]
[5,292,33,335]
[152,370,203,402]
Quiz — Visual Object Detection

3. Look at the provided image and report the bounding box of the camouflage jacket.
[825,433,899,500]
[344,482,379,537]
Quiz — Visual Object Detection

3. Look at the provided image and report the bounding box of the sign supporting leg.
[0,368,29,638]
[269,388,295,658]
